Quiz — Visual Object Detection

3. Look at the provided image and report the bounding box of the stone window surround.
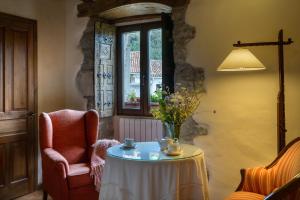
[76,3,207,140]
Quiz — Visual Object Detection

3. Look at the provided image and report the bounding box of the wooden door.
[0,13,37,199]
[94,21,116,118]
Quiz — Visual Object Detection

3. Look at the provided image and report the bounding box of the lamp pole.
[233,30,293,154]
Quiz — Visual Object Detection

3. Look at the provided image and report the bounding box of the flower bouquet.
[151,87,201,139]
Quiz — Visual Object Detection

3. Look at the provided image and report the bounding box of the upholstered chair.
[225,137,300,200]
[39,109,99,200]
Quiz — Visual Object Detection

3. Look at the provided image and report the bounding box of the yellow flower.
[150,87,202,128]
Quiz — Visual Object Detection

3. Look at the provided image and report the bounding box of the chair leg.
[43,190,48,200]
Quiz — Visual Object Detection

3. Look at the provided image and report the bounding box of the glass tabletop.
[107,141,203,162]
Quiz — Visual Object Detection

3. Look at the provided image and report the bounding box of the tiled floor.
[15,191,52,200]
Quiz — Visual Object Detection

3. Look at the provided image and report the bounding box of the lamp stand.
[233,30,293,154]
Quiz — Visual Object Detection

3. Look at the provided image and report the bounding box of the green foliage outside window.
[126,29,162,60]
[127,32,140,51]
[150,88,162,103]
[127,90,137,102]
[149,29,162,60]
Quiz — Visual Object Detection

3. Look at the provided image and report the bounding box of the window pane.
[148,29,162,109]
[122,31,141,109]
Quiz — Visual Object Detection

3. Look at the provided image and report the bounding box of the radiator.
[117,117,164,142]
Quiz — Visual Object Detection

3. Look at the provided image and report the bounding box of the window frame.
[117,22,165,116]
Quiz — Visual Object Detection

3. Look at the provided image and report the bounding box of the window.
[117,22,172,115]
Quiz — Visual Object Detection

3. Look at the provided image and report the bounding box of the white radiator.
[117,117,164,142]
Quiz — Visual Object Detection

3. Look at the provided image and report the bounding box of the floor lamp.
[217,29,293,154]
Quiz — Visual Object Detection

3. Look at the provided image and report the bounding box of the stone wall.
[76,17,96,107]
[172,6,207,141]
[76,3,207,141]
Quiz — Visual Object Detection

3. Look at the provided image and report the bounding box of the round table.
[99,142,209,200]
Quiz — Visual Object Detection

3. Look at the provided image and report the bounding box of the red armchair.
[39,109,99,200]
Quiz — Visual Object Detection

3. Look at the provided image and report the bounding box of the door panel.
[0,119,27,133]
[10,140,28,183]
[0,12,37,200]
[4,28,13,113]
[5,29,29,113]
[13,31,28,110]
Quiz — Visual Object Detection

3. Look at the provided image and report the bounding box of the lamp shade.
[217,48,266,71]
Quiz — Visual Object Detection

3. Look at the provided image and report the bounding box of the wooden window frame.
[117,21,172,116]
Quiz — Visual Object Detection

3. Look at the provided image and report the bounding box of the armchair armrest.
[43,148,69,177]
[237,167,276,195]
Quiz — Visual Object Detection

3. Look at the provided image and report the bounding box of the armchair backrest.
[40,109,99,164]
[269,137,300,188]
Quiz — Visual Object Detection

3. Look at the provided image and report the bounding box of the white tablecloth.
[99,142,209,200]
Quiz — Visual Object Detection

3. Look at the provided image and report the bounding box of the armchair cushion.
[68,163,93,189]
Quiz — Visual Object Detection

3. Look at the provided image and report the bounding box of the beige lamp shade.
[217,48,266,71]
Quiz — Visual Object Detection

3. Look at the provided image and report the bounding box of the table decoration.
[158,137,173,151]
[120,143,136,149]
[151,87,201,139]
[163,149,183,156]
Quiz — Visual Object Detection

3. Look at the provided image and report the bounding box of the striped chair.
[225,137,300,200]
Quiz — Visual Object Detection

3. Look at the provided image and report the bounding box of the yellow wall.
[65,0,88,110]
[186,0,300,199]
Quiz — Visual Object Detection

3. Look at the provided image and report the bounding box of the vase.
[165,123,181,139]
